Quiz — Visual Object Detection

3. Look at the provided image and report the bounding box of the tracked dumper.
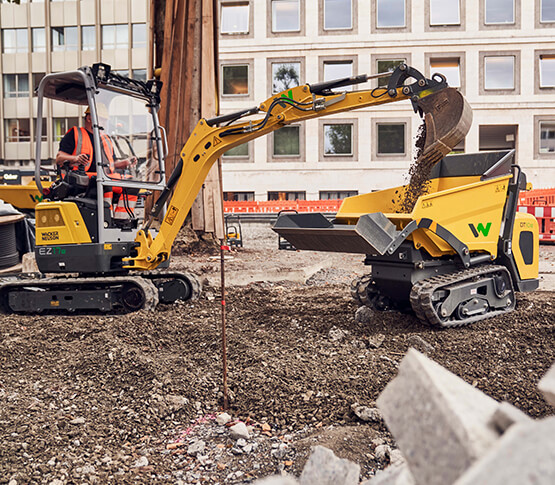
[273,150,540,327]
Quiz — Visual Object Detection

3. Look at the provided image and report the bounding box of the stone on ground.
[376,349,500,485]
[216,412,232,425]
[538,363,555,407]
[361,464,415,485]
[299,445,360,485]
[351,403,382,422]
[453,417,555,485]
[229,421,250,440]
[488,401,532,433]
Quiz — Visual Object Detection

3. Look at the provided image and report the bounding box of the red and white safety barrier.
[518,205,555,242]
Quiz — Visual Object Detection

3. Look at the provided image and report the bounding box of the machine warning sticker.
[213,136,221,146]
[41,231,60,241]
[104,243,113,250]
[165,206,179,226]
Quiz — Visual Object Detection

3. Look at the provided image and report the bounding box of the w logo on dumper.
[469,222,492,237]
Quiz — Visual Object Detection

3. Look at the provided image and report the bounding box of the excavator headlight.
[36,208,65,228]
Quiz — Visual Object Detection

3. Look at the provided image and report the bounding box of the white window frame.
[485,0,515,25]
[484,56,515,91]
[376,0,406,28]
[3,74,30,98]
[430,0,460,25]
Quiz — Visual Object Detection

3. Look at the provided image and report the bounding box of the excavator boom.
[125,64,472,270]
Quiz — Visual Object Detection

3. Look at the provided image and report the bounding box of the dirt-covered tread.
[410,265,515,328]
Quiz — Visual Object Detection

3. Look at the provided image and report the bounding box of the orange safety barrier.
[518,205,555,243]
[519,188,555,206]
[224,199,343,214]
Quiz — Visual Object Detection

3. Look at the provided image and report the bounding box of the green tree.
[325,125,352,155]
[273,64,300,93]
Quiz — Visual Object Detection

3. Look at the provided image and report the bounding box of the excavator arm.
[125,64,471,270]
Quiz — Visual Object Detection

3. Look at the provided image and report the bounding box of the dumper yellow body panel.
[0,182,48,210]
[336,175,512,259]
[35,201,91,245]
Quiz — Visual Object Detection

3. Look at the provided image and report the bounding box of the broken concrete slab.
[538,363,555,407]
[299,446,360,485]
[376,349,500,485]
[453,416,555,485]
[489,401,532,433]
[361,464,415,485]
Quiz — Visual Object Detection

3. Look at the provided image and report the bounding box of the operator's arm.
[56,128,88,168]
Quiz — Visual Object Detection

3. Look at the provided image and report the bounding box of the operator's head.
[84,103,109,122]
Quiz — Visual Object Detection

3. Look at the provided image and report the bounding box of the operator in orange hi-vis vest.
[55,104,139,223]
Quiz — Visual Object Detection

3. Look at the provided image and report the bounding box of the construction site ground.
[1,222,554,484]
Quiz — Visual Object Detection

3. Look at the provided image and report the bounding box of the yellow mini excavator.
[0,62,503,318]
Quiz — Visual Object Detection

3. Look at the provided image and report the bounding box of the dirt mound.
[1,280,553,483]
[172,225,220,256]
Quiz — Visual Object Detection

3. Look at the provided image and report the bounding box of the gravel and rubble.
[1,223,554,484]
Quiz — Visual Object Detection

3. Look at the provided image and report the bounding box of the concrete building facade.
[0,0,554,201]
[218,0,555,201]
[0,0,148,167]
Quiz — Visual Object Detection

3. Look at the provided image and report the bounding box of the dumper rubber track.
[409,265,515,328]
[350,274,393,311]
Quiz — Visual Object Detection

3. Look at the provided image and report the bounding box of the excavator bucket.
[416,87,473,167]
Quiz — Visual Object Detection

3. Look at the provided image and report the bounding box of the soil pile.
[1,278,553,483]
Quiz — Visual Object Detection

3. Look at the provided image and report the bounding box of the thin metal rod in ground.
[220,239,229,410]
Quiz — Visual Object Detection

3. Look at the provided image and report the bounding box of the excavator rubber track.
[0,271,201,314]
[409,265,515,328]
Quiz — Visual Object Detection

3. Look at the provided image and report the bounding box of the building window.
[224,192,254,201]
[2,29,28,54]
[268,191,306,201]
[319,190,358,199]
[223,143,249,158]
[484,56,514,90]
[32,28,46,53]
[132,24,146,48]
[485,0,514,24]
[376,59,405,87]
[271,62,301,94]
[221,2,250,34]
[377,0,405,28]
[53,117,79,142]
[5,119,31,143]
[102,24,128,50]
[52,26,78,52]
[377,123,406,155]
[541,0,555,22]
[222,64,249,95]
[132,69,147,81]
[33,118,47,142]
[273,125,300,157]
[430,59,461,88]
[32,73,45,97]
[539,122,555,153]
[271,0,300,32]
[479,125,517,150]
[82,26,96,51]
[323,60,353,91]
[430,0,460,25]
[3,74,29,98]
[324,123,353,156]
[324,0,352,30]
[540,55,555,87]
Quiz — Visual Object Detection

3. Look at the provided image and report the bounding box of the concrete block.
[454,416,555,485]
[299,445,360,485]
[361,465,415,485]
[376,349,500,485]
[538,363,555,407]
[488,401,532,433]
